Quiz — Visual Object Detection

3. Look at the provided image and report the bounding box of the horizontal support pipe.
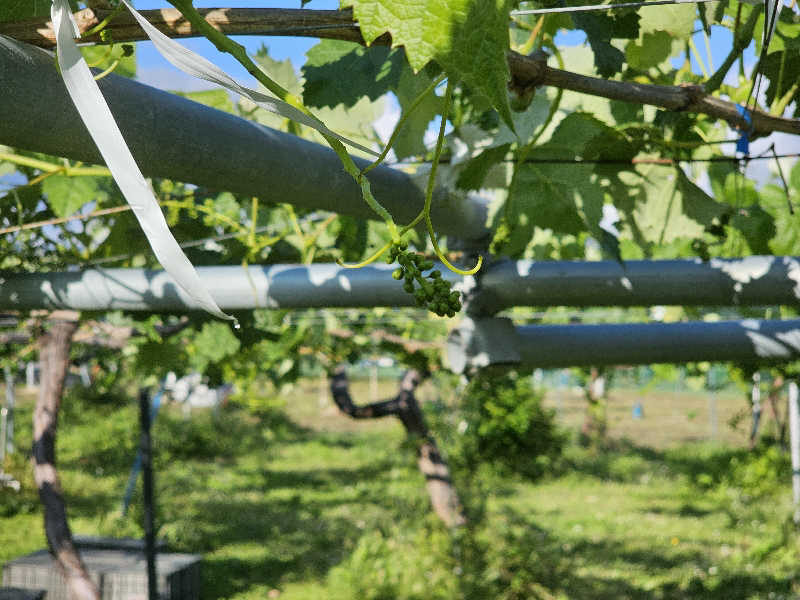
[513,319,800,367]
[476,256,800,312]
[0,264,443,311]
[446,317,800,370]
[2,257,800,312]
[0,36,490,243]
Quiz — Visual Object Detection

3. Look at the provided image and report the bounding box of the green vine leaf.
[176,89,236,114]
[731,205,777,255]
[43,175,104,218]
[760,49,800,114]
[332,215,369,263]
[0,0,51,22]
[189,321,242,373]
[341,0,514,129]
[253,45,304,98]
[302,40,404,108]
[81,45,137,79]
[456,143,510,191]
[638,2,694,37]
[572,11,640,77]
[393,65,444,159]
[628,166,727,245]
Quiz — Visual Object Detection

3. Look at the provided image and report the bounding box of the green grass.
[1,381,799,599]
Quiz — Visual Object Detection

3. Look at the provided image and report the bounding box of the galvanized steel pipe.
[513,319,800,367]
[0,36,490,242]
[476,256,800,312]
[1,257,800,312]
[446,317,800,371]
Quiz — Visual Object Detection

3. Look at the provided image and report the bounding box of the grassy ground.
[1,380,798,599]
[543,385,754,448]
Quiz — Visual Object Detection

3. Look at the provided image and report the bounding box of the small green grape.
[387,241,463,317]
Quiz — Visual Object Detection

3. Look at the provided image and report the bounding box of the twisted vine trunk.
[330,368,466,527]
[33,312,99,600]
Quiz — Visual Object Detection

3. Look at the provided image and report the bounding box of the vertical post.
[788,381,800,524]
[0,406,6,465]
[26,361,35,389]
[139,389,158,600]
[750,372,762,448]
[79,364,91,388]
[4,365,14,456]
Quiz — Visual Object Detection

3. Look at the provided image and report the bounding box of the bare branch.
[0,7,365,48]
[506,51,800,137]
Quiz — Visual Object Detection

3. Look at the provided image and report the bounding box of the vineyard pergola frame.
[3,34,800,369]
[3,8,800,599]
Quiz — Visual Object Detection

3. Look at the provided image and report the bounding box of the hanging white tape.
[763,0,780,56]
[51,0,232,321]
[120,0,378,157]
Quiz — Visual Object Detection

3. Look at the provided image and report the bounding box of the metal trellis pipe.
[446,317,800,371]
[0,36,490,243]
[1,257,800,312]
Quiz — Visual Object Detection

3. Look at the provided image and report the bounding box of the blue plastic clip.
[736,104,753,155]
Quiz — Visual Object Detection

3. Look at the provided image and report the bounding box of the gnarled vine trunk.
[33,312,99,600]
[330,367,466,527]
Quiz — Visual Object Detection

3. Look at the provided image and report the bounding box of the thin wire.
[0,205,131,236]
[512,0,719,15]
[394,152,800,167]
[770,144,794,214]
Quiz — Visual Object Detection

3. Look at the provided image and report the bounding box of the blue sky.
[130,0,796,183]
[134,1,751,87]
[134,0,339,89]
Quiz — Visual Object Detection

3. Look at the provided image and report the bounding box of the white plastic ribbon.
[51,0,232,320]
[763,0,780,56]
[599,203,621,238]
[120,0,378,157]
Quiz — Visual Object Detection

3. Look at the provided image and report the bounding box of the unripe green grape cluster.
[387,242,462,317]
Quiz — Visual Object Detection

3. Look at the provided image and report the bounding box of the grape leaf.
[242,46,383,158]
[43,174,103,218]
[761,175,800,255]
[175,89,236,114]
[189,321,241,373]
[638,3,694,37]
[456,143,510,190]
[548,112,613,153]
[332,215,368,263]
[572,11,640,77]
[506,148,600,250]
[760,50,800,111]
[628,165,726,244]
[213,192,241,222]
[393,65,443,159]
[731,205,776,255]
[302,40,404,108]
[253,45,303,98]
[341,0,514,129]
[81,45,137,79]
[626,31,672,70]
[0,0,51,22]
